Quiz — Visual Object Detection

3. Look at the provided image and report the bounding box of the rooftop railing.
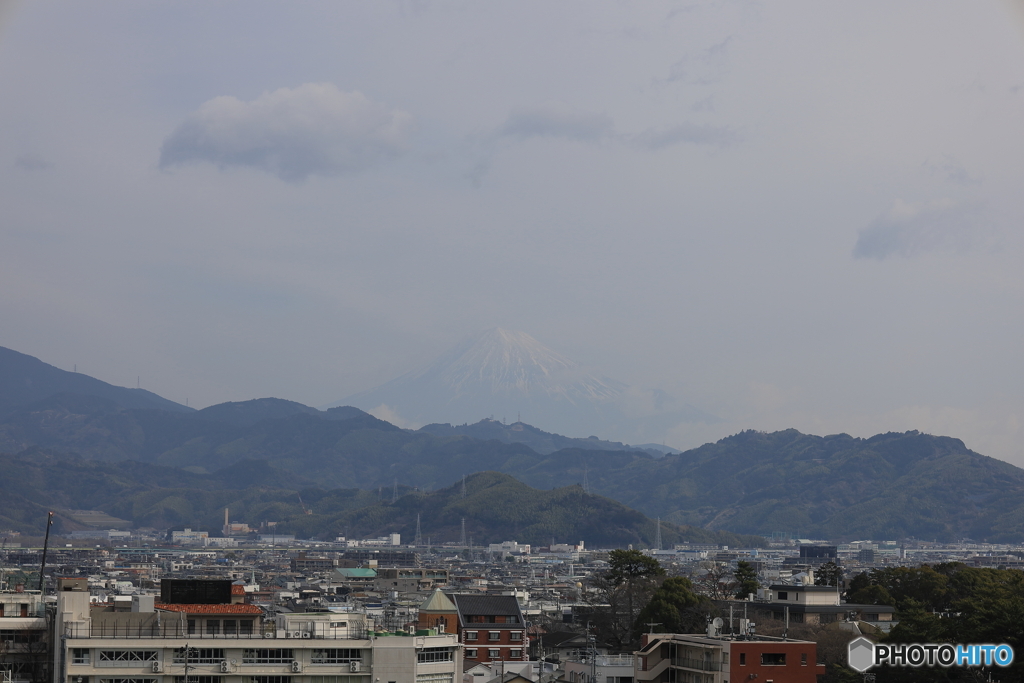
[64,624,372,640]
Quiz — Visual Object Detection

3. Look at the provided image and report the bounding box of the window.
[240,619,254,635]
[777,592,788,600]
[739,653,746,666]
[223,620,237,635]
[172,649,224,665]
[310,678,361,683]
[206,620,220,635]
[801,653,807,666]
[97,651,159,667]
[99,679,158,683]
[329,622,347,628]
[465,649,477,659]
[417,648,454,664]
[243,650,295,664]
[187,620,196,635]
[510,632,522,641]
[488,632,500,641]
[310,649,362,664]
[488,650,500,659]
[761,653,786,666]
[510,650,522,659]
[73,649,91,665]
[175,678,222,683]
[1,631,41,644]
[464,631,478,641]
[249,678,290,683]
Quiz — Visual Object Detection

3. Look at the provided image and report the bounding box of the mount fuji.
[324,328,715,442]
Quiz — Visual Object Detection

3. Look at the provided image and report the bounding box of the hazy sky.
[3,1,1024,463]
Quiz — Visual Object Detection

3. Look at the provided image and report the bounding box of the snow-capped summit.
[419,328,623,402]
[325,328,713,441]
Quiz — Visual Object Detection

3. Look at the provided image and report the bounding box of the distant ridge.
[0,345,192,417]
[326,328,714,442]
[419,417,672,457]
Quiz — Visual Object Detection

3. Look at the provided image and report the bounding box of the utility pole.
[37,512,54,592]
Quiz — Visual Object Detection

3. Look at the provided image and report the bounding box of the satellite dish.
[712,617,724,635]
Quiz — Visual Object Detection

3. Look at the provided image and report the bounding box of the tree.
[586,550,666,650]
[607,549,665,586]
[635,577,710,638]
[814,561,842,588]
[733,560,759,599]
[694,561,734,600]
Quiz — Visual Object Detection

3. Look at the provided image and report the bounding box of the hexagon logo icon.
[848,636,875,672]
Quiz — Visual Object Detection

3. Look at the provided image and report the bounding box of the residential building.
[416,593,526,666]
[0,587,49,683]
[52,577,461,683]
[373,569,449,594]
[635,632,823,683]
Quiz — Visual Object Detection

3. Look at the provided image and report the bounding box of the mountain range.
[3,343,1024,543]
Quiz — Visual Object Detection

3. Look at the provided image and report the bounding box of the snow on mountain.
[325,328,715,442]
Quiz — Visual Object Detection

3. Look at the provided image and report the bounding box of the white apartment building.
[52,578,461,683]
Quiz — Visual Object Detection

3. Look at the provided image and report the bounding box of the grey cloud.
[923,155,979,186]
[14,154,53,171]
[633,122,738,149]
[853,201,984,259]
[498,106,614,142]
[667,36,733,85]
[159,83,413,182]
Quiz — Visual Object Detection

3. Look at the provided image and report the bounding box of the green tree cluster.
[849,564,1024,682]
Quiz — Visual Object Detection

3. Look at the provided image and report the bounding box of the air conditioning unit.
[301,632,312,639]
[350,662,361,673]
[292,631,303,639]
[152,662,162,673]
[291,661,302,673]
[220,662,231,673]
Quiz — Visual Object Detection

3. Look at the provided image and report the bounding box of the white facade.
[52,581,460,683]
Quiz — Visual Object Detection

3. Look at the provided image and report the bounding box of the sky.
[2,1,1024,464]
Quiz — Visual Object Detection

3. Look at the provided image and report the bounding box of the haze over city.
[3,1,1024,463]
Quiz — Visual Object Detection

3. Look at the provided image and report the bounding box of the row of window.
[186,620,255,635]
[75,677,370,683]
[737,652,807,666]
[462,632,522,641]
[464,649,521,659]
[416,648,453,664]
[465,616,518,624]
[1,629,43,643]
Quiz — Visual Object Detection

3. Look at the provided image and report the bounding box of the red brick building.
[417,591,527,665]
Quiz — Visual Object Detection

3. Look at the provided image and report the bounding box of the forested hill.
[0,453,761,549]
[4,346,1024,542]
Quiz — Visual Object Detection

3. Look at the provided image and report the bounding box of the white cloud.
[159,83,413,181]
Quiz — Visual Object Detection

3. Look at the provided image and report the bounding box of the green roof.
[335,568,377,578]
[419,588,457,612]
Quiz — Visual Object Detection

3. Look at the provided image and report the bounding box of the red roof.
[155,603,263,614]
[231,585,246,595]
